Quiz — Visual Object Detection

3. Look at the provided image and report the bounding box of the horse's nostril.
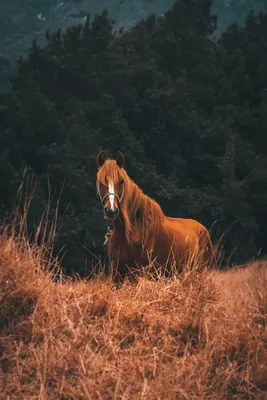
[104,207,118,218]
[105,207,112,216]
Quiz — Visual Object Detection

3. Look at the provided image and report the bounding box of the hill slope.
[1,0,267,88]
[1,227,266,399]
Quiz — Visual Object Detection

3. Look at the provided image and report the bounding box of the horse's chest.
[110,235,148,265]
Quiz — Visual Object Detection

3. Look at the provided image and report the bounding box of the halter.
[97,181,124,208]
[97,182,124,255]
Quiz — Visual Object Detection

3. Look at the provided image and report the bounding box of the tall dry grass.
[0,221,267,399]
[0,175,266,399]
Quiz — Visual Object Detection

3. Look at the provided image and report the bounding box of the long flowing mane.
[97,160,164,248]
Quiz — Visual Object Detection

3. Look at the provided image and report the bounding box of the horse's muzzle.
[104,206,119,220]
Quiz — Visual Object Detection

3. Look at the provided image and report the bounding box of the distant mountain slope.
[0,1,173,58]
[0,0,266,89]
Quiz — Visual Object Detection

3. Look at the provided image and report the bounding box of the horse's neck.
[113,207,138,245]
[113,214,127,240]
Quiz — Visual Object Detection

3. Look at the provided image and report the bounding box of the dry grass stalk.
[0,226,266,399]
[1,179,267,399]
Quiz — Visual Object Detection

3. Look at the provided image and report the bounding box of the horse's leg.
[108,257,128,286]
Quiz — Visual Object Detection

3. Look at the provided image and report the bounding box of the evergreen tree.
[1,4,267,273]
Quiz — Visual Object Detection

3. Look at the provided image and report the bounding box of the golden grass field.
[0,224,267,400]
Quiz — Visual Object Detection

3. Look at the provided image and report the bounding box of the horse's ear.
[96,151,106,167]
[116,151,124,168]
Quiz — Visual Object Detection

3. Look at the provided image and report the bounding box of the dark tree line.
[0,0,267,274]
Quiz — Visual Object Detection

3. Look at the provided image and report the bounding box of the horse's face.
[96,151,125,220]
[97,178,124,220]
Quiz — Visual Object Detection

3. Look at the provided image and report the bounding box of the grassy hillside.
[1,223,266,398]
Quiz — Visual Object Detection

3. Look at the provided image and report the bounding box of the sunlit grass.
[0,176,266,399]
[1,218,266,398]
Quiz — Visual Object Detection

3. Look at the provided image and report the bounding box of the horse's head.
[96,151,125,220]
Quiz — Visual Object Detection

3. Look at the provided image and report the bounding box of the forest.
[1,0,267,275]
[1,0,267,89]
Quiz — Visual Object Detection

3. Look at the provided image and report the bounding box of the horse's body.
[96,152,213,278]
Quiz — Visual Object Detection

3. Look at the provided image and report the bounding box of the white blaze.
[108,182,115,210]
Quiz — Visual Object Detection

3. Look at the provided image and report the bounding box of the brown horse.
[96,151,213,279]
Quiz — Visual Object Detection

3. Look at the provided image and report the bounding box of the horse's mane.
[97,160,164,248]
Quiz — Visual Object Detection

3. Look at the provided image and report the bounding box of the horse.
[96,151,213,280]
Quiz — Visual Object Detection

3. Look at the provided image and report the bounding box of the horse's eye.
[120,179,124,185]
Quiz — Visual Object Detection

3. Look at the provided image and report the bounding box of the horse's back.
[165,216,208,237]
[164,216,213,264]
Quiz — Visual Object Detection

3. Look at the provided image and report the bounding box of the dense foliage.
[1,0,267,89]
[1,0,267,274]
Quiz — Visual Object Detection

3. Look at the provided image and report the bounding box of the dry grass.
[0,228,267,400]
